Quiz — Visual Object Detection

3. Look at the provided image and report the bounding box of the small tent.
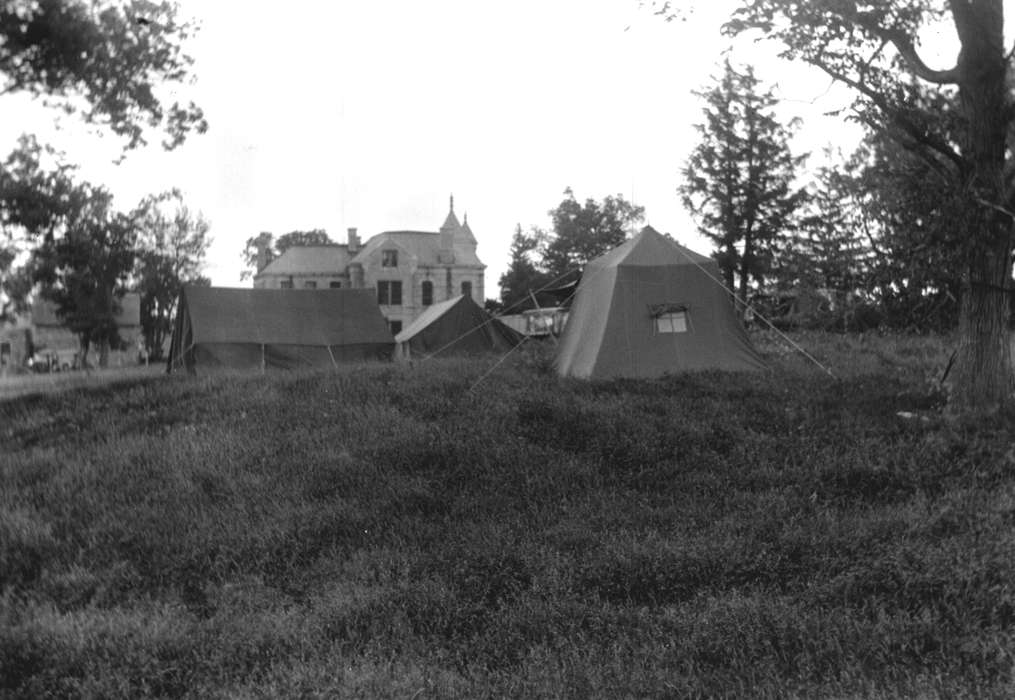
[167,286,394,373]
[394,294,524,360]
[555,226,765,379]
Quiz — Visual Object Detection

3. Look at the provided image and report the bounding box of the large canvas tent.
[167,286,394,373]
[555,226,765,379]
[394,294,524,359]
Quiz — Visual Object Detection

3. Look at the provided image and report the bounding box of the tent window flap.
[650,303,689,334]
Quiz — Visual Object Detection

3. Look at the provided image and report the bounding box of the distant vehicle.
[522,307,569,337]
[27,348,80,373]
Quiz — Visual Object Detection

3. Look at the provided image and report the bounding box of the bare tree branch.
[813,58,964,174]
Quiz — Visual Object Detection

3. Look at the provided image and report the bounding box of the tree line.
[501,0,1015,413]
[1,0,1013,413]
[0,0,208,367]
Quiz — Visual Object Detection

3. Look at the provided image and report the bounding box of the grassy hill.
[2,333,1013,698]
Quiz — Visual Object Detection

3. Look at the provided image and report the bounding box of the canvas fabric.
[555,227,765,379]
[167,286,394,373]
[394,294,524,359]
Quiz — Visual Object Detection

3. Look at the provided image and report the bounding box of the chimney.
[347,227,360,254]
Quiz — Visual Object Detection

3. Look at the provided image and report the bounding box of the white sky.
[4,0,939,294]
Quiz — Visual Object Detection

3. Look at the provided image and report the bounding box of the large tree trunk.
[948,0,1015,412]
[949,234,1013,412]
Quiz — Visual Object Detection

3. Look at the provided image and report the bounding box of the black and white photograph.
[2,0,1014,697]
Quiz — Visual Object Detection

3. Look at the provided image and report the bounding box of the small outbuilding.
[555,226,766,379]
[167,286,394,373]
[394,294,524,360]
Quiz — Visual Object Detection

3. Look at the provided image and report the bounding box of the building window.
[329,281,342,288]
[280,279,293,289]
[421,280,434,306]
[461,280,472,298]
[304,281,317,289]
[381,250,398,268]
[377,280,403,306]
[655,311,688,334]
[388,319,403,335]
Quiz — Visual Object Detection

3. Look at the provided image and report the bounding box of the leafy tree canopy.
[712,0,1015,411]
[240,229,335,280]
[132,188,211,358]
[0,0,206,151]
[541,188,644,280]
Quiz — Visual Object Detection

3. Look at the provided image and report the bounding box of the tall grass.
[1,332,1012,698]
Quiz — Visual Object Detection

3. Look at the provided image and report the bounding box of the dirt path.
[0,364,166,401]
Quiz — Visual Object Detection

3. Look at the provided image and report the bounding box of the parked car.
[27,349,80,373]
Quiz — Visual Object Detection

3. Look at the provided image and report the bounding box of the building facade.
[253,198,486,334]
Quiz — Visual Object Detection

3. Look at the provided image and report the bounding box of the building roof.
[460,214,477,246]
[352,230,484,268]
[258,245,352,277]
[31,293,141,328]
[254,199,485,280]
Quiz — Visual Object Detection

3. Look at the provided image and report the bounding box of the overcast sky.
[4,0,935,294]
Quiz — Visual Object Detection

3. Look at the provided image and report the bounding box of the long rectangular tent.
[167,286,395,373]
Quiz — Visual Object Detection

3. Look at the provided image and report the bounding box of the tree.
[724,1,1015,411]
[772,151,873,325]
[0,0,206,151]
[0,1,206,348]
[849,129,967,331]
[132,189,211,359]
[499,224,552,312]
[1,137,136,367]
[681,60,807,303]
[541,188,644,280]
[239,229,335,280]
[30,190,137,369]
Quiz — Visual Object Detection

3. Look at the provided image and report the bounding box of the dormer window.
[381,250,398,268]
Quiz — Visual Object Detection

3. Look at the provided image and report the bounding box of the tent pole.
[327,345,337,368]
[261,344,265,373]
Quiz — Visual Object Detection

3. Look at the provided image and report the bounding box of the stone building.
[253,198,485,335]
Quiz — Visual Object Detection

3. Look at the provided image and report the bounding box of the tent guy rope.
[664,238,836,378]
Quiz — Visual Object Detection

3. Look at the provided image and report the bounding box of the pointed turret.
[438,194,458,263]
[460,212,477,246]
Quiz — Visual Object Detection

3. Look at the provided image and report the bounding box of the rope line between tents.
[417,266,584,363]
[467,334,535,393]
[664,239,836,378]
[466,262,613,393]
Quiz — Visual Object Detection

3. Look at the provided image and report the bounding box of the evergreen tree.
[499,224,551,312]
[723,0,1015,414]
[681,60,807,304]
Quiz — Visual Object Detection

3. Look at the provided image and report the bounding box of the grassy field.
[2,332,1014,698]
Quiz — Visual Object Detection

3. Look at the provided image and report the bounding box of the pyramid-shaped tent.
[555,226,765,379]
[167,286,394,373]
[394,294,524,360]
